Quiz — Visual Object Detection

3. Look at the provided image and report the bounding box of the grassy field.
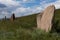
[0,9,60,40]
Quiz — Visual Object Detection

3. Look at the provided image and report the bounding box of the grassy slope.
[15,14,37,29]
[54,9,60,23]
[51,9,60,32]
[0,9,60,40]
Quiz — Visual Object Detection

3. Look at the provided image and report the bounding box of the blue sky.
[0,0,60,18]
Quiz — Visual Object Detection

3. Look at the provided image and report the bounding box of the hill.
[0,9,60,40]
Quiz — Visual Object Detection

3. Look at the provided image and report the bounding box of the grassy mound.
[0,9,60,40]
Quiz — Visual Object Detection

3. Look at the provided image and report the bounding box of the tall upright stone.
[4,16,7,20]
[10,13,15,21]
[37,5,55,32]
[37,12,43,28]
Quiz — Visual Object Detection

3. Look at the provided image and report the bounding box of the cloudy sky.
[0,0,60,18]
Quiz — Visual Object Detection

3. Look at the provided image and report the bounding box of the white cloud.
[1,11,9,15]
[23,0,28,2]
[12,6,43,17]
[40,0,60,9]
[53,0,60,9]
[0,0,19,7]
[19,0,35,3]
[13,7,31,13]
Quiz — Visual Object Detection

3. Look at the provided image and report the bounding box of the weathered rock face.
[10,13,15,21]
[37,5,55,32]
[37,12,43,28]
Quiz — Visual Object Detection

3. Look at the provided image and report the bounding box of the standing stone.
[10,13,15,21]
[4,16,7,20]
[37,12,43,28]
[37,5,55,32]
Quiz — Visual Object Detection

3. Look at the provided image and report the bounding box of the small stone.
[10,13,15,21]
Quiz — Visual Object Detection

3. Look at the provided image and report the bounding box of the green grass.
[0,9,60,40]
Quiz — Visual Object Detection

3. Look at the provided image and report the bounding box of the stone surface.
[37,5,55,32]
[37,12,43,28]
[10,13,15,21]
